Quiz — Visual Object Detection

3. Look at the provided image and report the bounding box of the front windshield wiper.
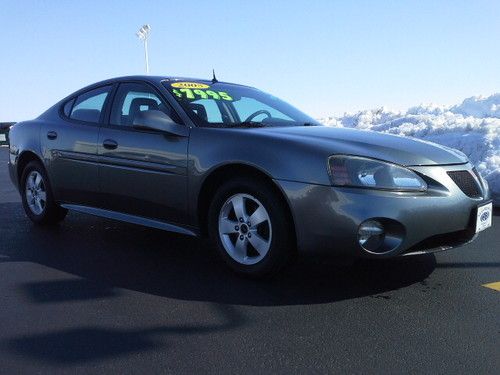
[226,121,319,128]
[229,121,266,128]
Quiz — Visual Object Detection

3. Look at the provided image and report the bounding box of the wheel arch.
[197,163,297,244]
[17,151,45,186]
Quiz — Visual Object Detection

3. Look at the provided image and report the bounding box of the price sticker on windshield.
[170,85,233,101]
[171,82,210,89]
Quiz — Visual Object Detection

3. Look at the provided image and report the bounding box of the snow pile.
[319,94,500,205]
[451,94,500,119]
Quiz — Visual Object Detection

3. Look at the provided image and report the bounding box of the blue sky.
[1,0,499,120]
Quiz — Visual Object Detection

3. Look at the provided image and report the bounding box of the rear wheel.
[208,177,295,278]
[21,161,67,225]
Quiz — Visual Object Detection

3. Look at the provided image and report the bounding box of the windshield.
[162,80,319,128]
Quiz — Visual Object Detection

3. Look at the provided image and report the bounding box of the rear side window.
[69,85,112,123]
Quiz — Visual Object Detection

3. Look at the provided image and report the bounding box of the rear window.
[69,85,112,123]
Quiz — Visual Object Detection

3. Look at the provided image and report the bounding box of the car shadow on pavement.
[0,202,437,307]
[21,279,121,303]
[6,327,160,364]
[3,303,244,365]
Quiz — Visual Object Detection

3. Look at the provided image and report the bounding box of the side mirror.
[132,110,189,137]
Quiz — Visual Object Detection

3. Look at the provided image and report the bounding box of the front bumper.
[276,163,491,258]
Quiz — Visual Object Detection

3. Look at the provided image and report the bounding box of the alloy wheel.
[25,171,47,215]
[218,193,272,265]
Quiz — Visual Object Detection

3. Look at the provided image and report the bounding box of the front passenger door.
[97,82,189,224]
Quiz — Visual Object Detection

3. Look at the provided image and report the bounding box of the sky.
[1,0,499,121]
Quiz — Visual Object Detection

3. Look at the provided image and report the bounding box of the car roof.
[87,75,253,89]
[56,75,256,108]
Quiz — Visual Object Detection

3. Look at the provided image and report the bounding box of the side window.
[110,83,182,126]
[70,85,112,123]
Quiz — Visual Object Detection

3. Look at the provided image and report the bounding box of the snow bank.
[319,94,500,205]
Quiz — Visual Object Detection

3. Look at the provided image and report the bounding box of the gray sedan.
[7,76,493,277]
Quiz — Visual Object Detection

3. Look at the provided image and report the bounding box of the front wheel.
[20,161,67,225]
[208,178,295,278]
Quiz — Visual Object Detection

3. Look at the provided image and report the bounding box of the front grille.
[447,170,482,198]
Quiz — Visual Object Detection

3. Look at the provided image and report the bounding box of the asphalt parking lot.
[0,147,498,374]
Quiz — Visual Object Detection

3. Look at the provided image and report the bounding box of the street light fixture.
[136,24,151,74]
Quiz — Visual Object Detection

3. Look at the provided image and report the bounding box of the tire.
[20,160,67,225]
[208,177,295,278]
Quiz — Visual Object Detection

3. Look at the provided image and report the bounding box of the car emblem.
[480,211,490,222]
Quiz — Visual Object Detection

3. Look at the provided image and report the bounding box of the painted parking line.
[482,281,500,292]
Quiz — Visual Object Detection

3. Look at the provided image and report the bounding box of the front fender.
[187,127,331,226]
[188,127,330,183]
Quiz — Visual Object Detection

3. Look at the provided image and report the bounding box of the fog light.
[358,220,385,250]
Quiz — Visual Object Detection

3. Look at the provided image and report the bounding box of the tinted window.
[110,82,181,126]
[190,99,222,122]
[232,97,293,121]
[163,81,319,128]
[70,85,112,123]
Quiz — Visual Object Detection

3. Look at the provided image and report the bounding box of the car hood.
[256,126,468,166]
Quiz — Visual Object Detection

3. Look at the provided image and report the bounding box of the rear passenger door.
[97,82,189,224]
[42,85,113,206]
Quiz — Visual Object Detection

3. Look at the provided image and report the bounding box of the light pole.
[136,24,151,74]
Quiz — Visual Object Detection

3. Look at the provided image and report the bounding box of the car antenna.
[212,69,218,84]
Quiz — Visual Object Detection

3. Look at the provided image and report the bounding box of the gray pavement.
[0,147,498,374]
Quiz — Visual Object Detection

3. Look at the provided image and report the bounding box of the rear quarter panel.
[8,120,42,189]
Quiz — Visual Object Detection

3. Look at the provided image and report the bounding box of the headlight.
[328,155,427,191]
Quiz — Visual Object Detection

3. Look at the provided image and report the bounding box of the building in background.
[0,122,15,146]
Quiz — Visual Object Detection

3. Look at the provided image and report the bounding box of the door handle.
[47,131,57,140]
[103,139,118,150]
